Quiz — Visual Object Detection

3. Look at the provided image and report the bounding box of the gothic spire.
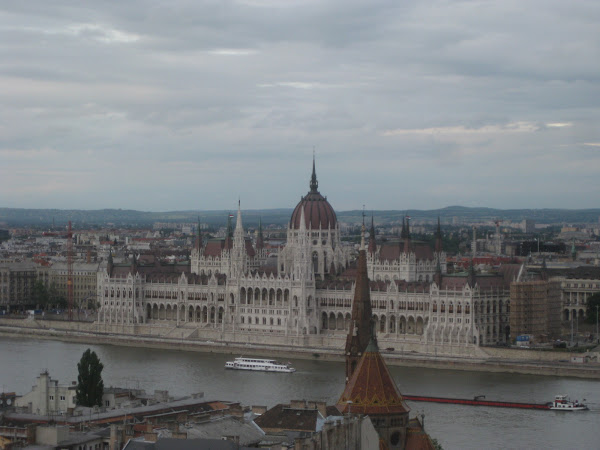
[434,257,442,286]
[403,216,411,254]
[310,153,318,193]
[345,234,373,382]
[256,217,265,250]
[194,218,203,252]
[435,216,443,253]
[368,215,377,255]
[235,199,243,233]
[107,249,114,276]
[400,216,407,239]
[467,259,477,288]
[224,212,233,250]
[130,253,137,274]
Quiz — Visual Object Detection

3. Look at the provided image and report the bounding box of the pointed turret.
[256,218,265,250]
[224,213,233,250]
[234,199,243,234]
[345,223,373,381]
[130,253,137,274]
[368,215,377,255]
[107,249,114,277]
[434,257,442,286]
[194,219,203,252]
[299,205,306,232]
[571,239,577,261]
[467,260,477,288]
[435,216,443,253]
[310,153,318,193]
[404,216,411,254]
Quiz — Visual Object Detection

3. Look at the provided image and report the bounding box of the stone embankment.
[0,317,599,379]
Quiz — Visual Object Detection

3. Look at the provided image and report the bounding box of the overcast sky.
[1,1,599,212]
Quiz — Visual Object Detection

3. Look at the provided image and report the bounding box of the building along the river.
[97,160,512,355]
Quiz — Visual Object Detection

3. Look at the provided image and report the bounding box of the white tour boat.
[225,357,296,373]
[549,395,588,411]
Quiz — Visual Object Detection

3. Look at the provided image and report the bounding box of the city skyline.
[2,1,599,211]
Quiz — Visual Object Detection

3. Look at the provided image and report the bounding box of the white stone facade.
[97,167,510,351]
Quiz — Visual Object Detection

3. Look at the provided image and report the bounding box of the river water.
[1,336,598,449]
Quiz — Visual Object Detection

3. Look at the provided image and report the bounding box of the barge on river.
[403,394,589,411]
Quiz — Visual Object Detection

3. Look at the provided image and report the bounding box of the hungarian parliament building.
[97,162,511,353]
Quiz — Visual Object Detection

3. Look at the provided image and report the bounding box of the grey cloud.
[1,0,599,210]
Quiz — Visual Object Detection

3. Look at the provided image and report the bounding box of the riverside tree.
[75,349,104,407]
[585,293,600,325]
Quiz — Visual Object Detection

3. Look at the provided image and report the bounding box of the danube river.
[1,336,598,449]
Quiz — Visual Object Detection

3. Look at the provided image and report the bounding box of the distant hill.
[1,206,599,228]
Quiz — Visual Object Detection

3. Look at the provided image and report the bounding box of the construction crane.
[67,221,73,321]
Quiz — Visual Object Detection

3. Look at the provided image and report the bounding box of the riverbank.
[1,318,599,379]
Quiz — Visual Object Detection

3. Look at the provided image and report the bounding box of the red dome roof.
[291,191,337,230]
[290,158,337,230]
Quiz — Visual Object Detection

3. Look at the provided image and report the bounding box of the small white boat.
[225,356,296,373]
[549,395,588,411]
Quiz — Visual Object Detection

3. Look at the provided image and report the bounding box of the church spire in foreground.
[337,311,412,448]
[344,223,373,381]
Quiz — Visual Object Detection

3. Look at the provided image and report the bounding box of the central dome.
[290,159,337,230]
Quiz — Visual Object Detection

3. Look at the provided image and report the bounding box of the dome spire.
[310,150,318,193]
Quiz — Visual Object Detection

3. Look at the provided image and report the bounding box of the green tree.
[75,349,104,407]
[585,293,600,325]
[32,281,49,310]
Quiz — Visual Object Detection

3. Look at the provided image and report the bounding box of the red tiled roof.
[378,241,434,261]
[404,418,436,450]
[337,343,409,416]
[202,239,256,258]
[203,241,225,257]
